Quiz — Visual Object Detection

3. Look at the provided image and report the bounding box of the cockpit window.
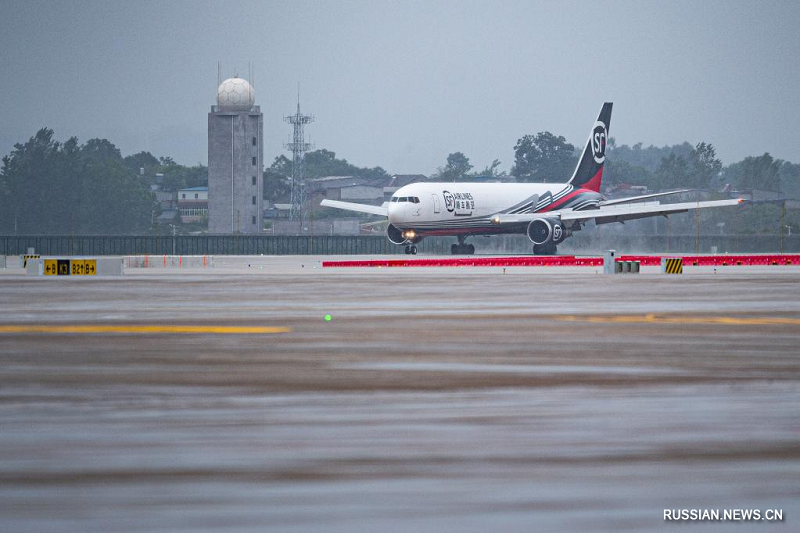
[391,197,399,202]
[411,197,420,203]
[391,196,419,203]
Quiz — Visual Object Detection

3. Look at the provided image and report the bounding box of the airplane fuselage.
[388,182,604,238]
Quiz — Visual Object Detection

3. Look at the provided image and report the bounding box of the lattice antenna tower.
[285,83,314,223]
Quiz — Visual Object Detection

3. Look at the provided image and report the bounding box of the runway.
[1,256,799,531]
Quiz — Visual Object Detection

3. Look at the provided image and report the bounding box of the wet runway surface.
[1,256,799,531]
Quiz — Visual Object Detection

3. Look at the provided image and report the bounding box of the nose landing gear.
[450,236,475,255]
[404,245,418,255]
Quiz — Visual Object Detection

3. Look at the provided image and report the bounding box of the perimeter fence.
[0,235,450,256]
[1,234,798,256]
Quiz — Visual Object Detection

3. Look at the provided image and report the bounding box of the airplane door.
[432,194,440,214]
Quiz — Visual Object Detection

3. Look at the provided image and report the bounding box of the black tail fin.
[568,102,612,192]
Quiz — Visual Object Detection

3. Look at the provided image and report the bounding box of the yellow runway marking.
[554,314,800,326]
[0,325,291,334]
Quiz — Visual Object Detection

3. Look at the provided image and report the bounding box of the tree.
[472,159,506,178]
[82,138,122,161]
[263,170,290,203]
[123,151,160,176]
[269,155,293,176]
[0,128,70,234]
[687,142,722,189]
[724,153,782,192]
[302,149,388,179]
[513,132,576,182]
[303,149,345,176]
[262,156,293,204]
[652,153,691,190]
[434,152,473,182]
[780,161,800,197]
[78,138,154,233]
[0,162,8,231]
[263,169,291,204]
[0,129,154,234]
[607,140,720,191]
[604,158,651,188]
[605,141,694,174]
[160,161,207,191]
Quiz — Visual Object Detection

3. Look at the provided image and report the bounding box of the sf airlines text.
[664,509,783,521]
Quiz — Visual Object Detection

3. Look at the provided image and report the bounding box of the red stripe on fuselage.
[537,185,604,213]
[537,189,585,213]
[581,167,603,193]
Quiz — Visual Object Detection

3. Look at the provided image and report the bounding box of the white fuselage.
[387,181,598,236]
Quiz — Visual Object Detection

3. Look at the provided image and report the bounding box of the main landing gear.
[451,236,475,255]
[404,245,418,255]
[533,243,558,255]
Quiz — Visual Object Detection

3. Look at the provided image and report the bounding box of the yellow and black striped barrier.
[21,254,40,267]
[661,257,683,274]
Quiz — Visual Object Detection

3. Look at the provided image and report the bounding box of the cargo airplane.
[321,103,743,254]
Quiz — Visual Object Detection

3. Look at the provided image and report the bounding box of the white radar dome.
[216,77,255,110]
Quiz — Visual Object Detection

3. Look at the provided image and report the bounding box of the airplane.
[321,103,743,255]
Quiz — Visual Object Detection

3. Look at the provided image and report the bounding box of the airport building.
[177,186,209,223]
[208,77,263,234]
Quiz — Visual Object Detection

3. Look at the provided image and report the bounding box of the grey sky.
[2,0,799,174]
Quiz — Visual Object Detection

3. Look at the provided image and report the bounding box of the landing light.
[737,198,745,204]
[403,230,416,239]
[492,215,501,224]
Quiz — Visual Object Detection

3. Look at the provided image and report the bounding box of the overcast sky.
[1,0,799,174]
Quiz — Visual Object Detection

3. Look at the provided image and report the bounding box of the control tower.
[208,76,263,234]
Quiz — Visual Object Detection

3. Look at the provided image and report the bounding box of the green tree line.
[0,129,154,234]
[434,134,798,195]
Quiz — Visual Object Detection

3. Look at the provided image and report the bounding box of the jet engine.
[388,224,421,244]
[387,224,406,245]
[526,218,568,245]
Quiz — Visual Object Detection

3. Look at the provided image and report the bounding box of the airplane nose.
[387,203,400,224]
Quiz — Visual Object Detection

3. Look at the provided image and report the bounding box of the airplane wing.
[599,189,692,206]
[320,199,388,217]
[493,199,743,226]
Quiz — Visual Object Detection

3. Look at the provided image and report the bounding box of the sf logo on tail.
[592,121,607,163]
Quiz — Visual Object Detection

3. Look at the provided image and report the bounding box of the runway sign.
[71,259,97,275]
[43,259,97,276]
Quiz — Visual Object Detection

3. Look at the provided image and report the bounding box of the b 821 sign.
[44,259,97,276]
